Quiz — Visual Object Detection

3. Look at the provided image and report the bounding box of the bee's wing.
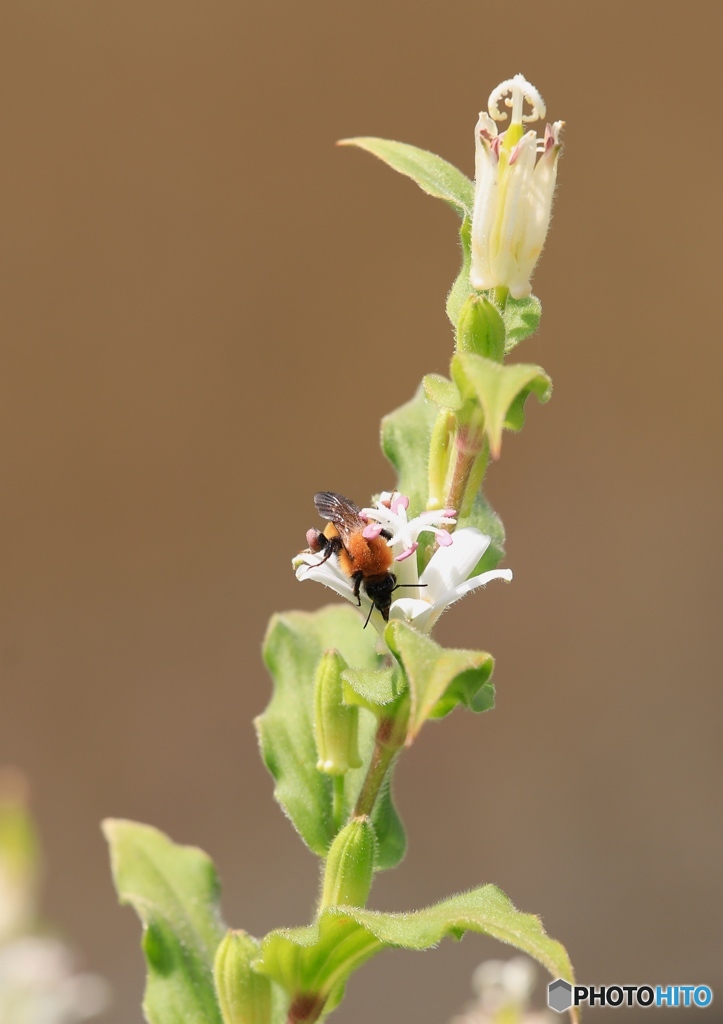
[314,491,364,544]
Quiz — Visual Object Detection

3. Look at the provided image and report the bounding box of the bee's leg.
[351,572,364,607]
[306,530,342,567]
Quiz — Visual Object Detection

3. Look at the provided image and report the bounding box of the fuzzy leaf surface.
[339,137,473,218]
[381,385,436,517]
[103,819,224,1024]
[453,353,552,458]
[256,886,575,1019]
[385,620,494,740]
[457,492,506,575]
[446,216,474,326]
[256,607,405,868]
[503,295,543,351]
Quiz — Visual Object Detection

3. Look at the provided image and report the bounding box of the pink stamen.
[362,523,383,540]
[395,541,418,562]
[435,530,453,547]
[442,508,457,518]
[509,141,522,166]
[390,494,409,514]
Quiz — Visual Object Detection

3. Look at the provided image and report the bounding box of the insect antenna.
[391,583,428,592]
[363,602,376,629]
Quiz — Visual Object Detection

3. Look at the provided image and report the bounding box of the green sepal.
[423,373,463,412]
[314,650,362,776]
[338,137,473,218]
[256,607,405,869]
[385,620,494,742]
[381,384,436,517]
[256,887,575,1022]
[214,930,279,1024]
[453,352,552,459]
[502,295,542,352]
[320,817,377,911]
[103,819,225,1024]
[456,296,505,362]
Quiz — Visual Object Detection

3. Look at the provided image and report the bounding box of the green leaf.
[423,373,462,412]
[458,492,506,575]
[256,607,381,856]
[339,137,473,218]
[103,819,225,1024]
[385,621,494,742]
[381,384,436,517]
[502,295,542,352]
[256,607,405,869]
[446,217,474,326]
[453,353,552,459]
[342,666,405,711]
[256,887,575,1020]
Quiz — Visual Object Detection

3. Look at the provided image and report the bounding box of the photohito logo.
[548,980,714,1012]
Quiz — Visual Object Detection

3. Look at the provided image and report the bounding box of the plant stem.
[332,775,345,832]
[287,994,326,1024]
[353,714,405,819]
[493,285,509,309]
[445,423,485,516]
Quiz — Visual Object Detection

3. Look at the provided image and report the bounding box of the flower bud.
[320,816,377,910]
[470,74,563,300]
[314,650,361,775]
[213,930,272,1024]
[455,295,505,362]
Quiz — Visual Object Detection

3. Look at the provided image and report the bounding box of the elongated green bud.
[427,409,455,511]
[314,650,361,775]
[214,930,272,1024]
[455,295,505,362]
[320,816,376,911]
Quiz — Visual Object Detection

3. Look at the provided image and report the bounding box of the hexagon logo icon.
[548,979,573,1013]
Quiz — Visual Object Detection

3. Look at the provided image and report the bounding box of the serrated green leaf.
[339,137,473,218]
[103,819,224,1024]
[385,621,494,742]
[453,353,552,459]
[381,384,436,517]
[503,295,542,351]
[256,607,405,869]
[256,886,575,1021]
[423,373,463,412]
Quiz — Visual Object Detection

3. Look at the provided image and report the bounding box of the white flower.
[450,956,554,1024]
[294,492,511,635]
[471,73,563,300]
[0,937,109,1024]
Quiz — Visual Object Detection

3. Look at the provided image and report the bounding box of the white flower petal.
[419,527,492,599]
[389,597,436,633]
[295,557,357,604]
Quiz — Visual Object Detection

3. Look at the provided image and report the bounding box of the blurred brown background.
[1,1,722,1021]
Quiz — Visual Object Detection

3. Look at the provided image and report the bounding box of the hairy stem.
[332,775,345,832]
[445,424,485,517]
[353,713,406,819]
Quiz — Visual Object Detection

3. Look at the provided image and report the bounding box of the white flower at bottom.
[389,527,512,633]
[294,491,511,635]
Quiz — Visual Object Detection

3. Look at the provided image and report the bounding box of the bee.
[305,491,421,627]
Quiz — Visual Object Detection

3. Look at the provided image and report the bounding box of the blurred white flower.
[0,769,109,1024]
[0,937,109,1024]
[450,956,554,1024]
[471,74,563,299]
